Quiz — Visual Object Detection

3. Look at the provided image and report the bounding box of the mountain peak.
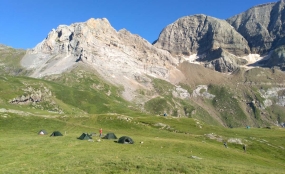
[154,14,250,57]
[21,16,183,101]
[86,18,111,29]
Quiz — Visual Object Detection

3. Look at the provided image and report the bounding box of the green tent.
[50,131,63,137]
[118,136,134,144]
[38,130,48,135]
[103,133,117,139]
[78,133,92,140]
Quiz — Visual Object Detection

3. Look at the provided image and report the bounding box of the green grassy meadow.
[1,113,284,174]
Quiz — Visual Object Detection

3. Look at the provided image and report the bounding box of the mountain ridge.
[1,0,285,128]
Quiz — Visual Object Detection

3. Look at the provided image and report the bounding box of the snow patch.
[180,54,201,64]
[242,54,263,64]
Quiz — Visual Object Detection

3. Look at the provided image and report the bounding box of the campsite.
[2,0,285,172]
[1,113,285,173]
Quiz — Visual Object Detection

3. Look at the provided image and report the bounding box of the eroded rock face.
[259,87,285,107]
[192,85,215,99]
[227,1,285,54]
[265,46,285,70]
[202,48,248,73]
[172,86,190,99]
[9,86,51,104]
[21,18,184,101]
[154,14,250,57]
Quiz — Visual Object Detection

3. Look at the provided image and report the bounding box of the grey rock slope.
[203,48,248,72]
[153,14,250,57]
[266,45,285,70]
[153,14,250,72]
[227,0,285,55]
[21,18,184,101]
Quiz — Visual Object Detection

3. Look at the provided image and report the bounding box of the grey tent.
[50,131,63,137]
[118,136,134,144]
[103,133,117,139]
[78,133,92,140]
[38,130,48,135]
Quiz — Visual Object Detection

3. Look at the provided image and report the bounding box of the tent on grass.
[38,130,48,135]
[118,136,134,144]
[50,131,63,137]
[78,133,92,140]
[103,133,117,139]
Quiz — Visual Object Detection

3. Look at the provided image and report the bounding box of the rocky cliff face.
[152,1,285,72]
[154,14,250,57]
[227,0,285,55]
[21,18,184,101]
[153,14,250,72]
[22,1,285,78]
[203,48,248,72]
[264,45,285,70]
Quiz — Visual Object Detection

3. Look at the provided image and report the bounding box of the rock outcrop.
[259,87,285,108]
[227,0,285,55]
[265,46,285,70]
[9,86,51,104]
[202,48,248,73]
[154,14,250,57]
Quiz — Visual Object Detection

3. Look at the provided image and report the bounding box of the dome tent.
[118,136,134,144]
[78,133,92,140]
[38,130,48,135]
[103,133,117,139]
[50,131,63,137]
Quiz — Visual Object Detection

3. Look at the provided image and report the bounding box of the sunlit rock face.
[21,18,184,101]
[153,14,250,72]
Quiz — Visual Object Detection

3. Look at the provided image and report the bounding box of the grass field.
[1,113,284,174]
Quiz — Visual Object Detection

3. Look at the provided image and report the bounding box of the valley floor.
[1,114,284,173]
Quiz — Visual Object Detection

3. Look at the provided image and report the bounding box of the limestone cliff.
[153,14,250,72]
[21,18,184,101]
[154,14,250,57]
[227,0,285,54]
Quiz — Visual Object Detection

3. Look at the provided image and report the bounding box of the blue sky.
[0,0,276,49]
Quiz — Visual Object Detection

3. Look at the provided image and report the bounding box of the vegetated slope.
[178,61,285,128]
[0,71,142,118]
[0,44,27,75]
[2,42,285,128]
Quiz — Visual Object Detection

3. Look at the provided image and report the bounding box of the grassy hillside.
[2,63,285,129]
[0,73,140,118]
[179,63,285,127]
[144,78,221,126]
[2,44,285,128]
[0,45,28,75]
[208,84,248,128]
